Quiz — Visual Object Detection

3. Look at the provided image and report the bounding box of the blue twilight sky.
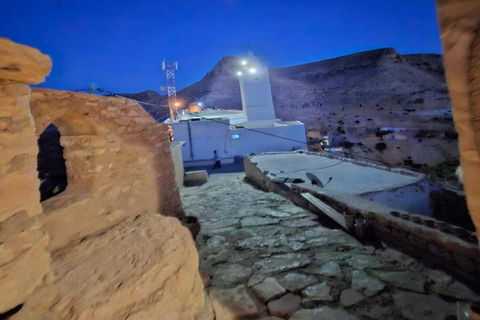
[0,0,442,93]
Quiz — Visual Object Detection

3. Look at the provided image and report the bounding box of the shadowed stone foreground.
[182,173,480,320]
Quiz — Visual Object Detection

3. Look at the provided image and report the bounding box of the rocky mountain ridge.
[123,48,457,177]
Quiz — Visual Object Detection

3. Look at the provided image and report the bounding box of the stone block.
[211,264,251,287]
[210,285,266,320]
[184,170,208,186]
[267,293,300,318]
[0,170,42,222]
[0,130,39,168]
[290,307,359,320]
[393,291,456,320]
[0,211,45,265]
[301,282,333,301]
[17,214,205,320]
[0,37,52,84]
[114,117,131,126]
[374,270,426,293]
[351,270,385,297]
[340,289,365,307]
[252,277,286,302]
[0,235,50,314]
[276,272,318,292]
[253,253,311,274]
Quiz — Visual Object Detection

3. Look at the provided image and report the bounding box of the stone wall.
[0,38,52,314]
[0,37,209,320]
[435,0,480,241]
[30,88,182,250]
[17,214,206,320]
[244,154,480,288]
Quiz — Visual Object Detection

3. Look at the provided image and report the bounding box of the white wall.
[169,142,185,188]
[171,120,307,163]
[239,64,276,123]
[229,124,306,156]
[171,120,230,162]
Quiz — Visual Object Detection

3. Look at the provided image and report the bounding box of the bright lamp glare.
[249,68,256,73]
[237,71,242,76]
[174,102,180,107]
[241,60,247,65]
[198,102,203,106]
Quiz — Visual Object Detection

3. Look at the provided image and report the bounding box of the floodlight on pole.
[241,60,247,65]
[237,71,242,76]
[249,68,256,73]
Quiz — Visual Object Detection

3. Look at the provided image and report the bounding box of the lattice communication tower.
[162,60,178,121]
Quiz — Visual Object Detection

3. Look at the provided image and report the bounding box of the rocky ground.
[181,172,480,320]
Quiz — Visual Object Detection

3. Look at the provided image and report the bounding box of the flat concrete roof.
[250,153,424,195]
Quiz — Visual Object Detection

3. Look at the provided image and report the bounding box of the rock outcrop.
[435,0,480,242]
[16,214,205,320]
[0,38,209,320]
[0,38,52,314]
[0,38,52,84]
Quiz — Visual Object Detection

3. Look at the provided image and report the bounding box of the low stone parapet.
[245,152,480,288]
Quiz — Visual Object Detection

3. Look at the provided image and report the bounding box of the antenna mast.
[162,60,178,122]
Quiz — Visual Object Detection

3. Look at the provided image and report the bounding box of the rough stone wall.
[30,88,182,250]
[17,214,205,320]
[435,0,480,240]
[1,37,210,320]
[0,38,52,314]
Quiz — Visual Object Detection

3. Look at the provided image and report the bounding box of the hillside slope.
[124,48,458,178]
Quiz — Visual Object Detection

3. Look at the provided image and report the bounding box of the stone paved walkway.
[181,172,480,320]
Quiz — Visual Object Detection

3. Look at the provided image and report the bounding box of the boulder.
[0,37,52,84]
[16,214,205,320]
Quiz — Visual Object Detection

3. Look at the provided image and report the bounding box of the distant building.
[170,53,307,166]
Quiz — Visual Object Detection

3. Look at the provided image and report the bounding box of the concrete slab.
[251,153,423,195]
[184,170,208,186]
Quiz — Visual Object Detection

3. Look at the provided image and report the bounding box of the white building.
[170,53,307,167]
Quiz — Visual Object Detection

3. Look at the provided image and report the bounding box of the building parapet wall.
[244,153,480,289]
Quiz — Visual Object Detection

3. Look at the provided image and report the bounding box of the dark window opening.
[37,124,68,202]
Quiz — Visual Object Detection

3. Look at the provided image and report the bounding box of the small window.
[37,124,68,202]
[232,134,241,140]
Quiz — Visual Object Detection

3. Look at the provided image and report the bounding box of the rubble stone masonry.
[0,37,209,320]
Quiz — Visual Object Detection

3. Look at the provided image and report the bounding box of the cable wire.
[75,86,428,175]
[200,116,425,174]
